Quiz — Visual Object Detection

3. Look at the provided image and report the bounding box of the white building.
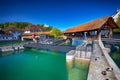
[0,30,17,41]
[0,34,16,41]
[10,30,22,40]
[5,26,22,40]
[0,26,22,41]
[112,9,120,22]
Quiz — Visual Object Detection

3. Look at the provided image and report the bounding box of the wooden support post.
[109,28,112,39]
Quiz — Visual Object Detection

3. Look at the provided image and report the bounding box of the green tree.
[50,28,62,38]
[0,22,31,29]
[116,15,120,26]
[36,24,44,30]
[4,22,11,29]
[19,22,31,29]
[43,26,52,31]
[113,15,120,33]
[0,22,54,32]
[0,24,4,29]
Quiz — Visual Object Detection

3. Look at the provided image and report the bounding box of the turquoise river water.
[0,49,89,80]
[110,44,120,68]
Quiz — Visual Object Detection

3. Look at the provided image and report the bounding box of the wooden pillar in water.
[84,32,87,40]
[96,30,101,40]
[21,37,24,41]
[109,28,112,39]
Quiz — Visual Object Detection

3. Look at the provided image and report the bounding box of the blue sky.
[0,0,120,31]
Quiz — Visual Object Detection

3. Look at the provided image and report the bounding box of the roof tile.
[65,16,118,33]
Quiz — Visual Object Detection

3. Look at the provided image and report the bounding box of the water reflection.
[0,50,24,57]
[110,44,120,68]
[110,51,120,68]
[111,51,120,59]
[66,58,89,80]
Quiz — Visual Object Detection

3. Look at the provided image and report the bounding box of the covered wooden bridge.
[64,16,120,80]
[64,16,118,40]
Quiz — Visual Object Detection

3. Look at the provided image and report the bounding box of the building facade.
[0,29,18,41]
[112,9,120,22]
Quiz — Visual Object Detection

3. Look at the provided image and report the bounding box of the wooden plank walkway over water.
[87,43,117,80]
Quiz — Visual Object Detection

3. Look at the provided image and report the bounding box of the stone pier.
[87,42,119,80]
[0,45,24,52]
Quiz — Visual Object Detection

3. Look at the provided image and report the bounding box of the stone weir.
[24,43,76,52]
[66,41,93,62]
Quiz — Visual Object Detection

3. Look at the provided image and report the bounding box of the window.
[101,30,109,35]
[90,31,97,36]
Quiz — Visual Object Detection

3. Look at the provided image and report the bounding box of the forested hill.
[0,22,52,31]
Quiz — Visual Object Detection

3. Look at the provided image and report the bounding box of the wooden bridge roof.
[65,16,118,33]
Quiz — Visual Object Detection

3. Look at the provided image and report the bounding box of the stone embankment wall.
[66,40,93,62]
[0,45,24,52]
